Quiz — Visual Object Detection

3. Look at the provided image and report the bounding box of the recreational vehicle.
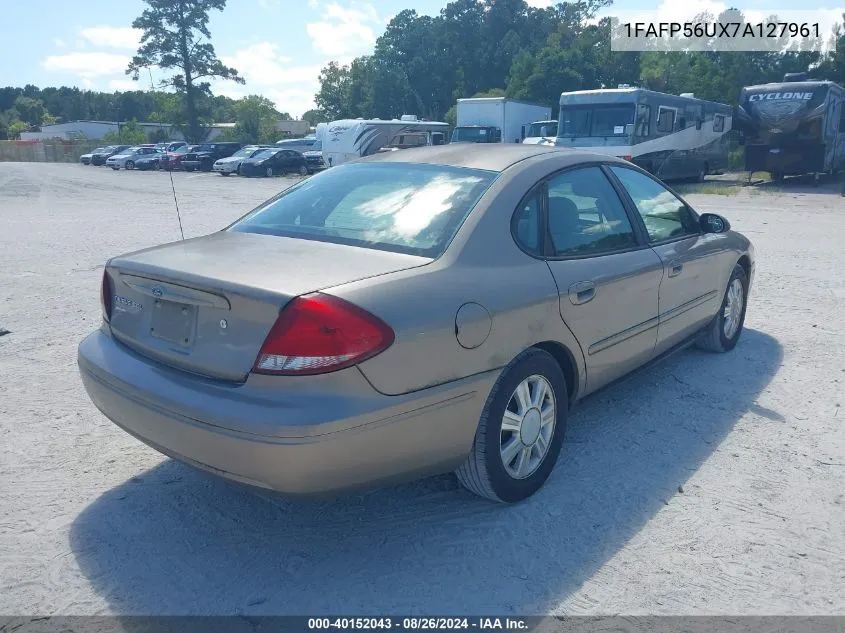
[452,98,551,144]
[318,116,450,167]
[555,87,732,181]
[735,74,845,180]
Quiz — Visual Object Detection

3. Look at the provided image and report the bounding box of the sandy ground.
[1,162,844,616]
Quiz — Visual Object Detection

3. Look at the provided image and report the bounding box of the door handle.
[568,281,596,305]
[668,261,684,277]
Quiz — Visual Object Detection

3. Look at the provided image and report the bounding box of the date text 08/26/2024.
[307,617,530,631]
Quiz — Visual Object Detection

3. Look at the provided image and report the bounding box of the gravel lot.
[1,162,844,616]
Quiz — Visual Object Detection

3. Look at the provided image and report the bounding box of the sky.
[0,0,841,118]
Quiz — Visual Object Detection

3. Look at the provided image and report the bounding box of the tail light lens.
[101,269,113,323]
[253,293,394,376]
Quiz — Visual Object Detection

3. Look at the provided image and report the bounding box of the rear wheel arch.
[737,254,751,278]
[528,341,579,409]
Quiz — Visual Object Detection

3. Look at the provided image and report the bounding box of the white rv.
[555,87,732,181]
[452,98,551,144]
[318,116,450,167]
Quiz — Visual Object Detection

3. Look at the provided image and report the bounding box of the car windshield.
[451,127,495,142]
[124,147,142,154]
[309,141,322,151]
[253,149,279,159]
[231,147,257,158]
[195,144,217,152]
[229,163,498,257]
[526,122,556,137]
[558,104,635,137]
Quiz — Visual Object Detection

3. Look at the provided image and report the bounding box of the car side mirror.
[700,213,730,234]
[625,123,635,135]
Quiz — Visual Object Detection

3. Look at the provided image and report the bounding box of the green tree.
[102,119,149,145]
[13,96,47,127]
[232,95,281,144]
[315,62,352,119]
[301,109,329,125]
[127,0,244,142]
[7,120,30,139]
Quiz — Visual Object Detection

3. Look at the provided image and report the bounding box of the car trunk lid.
[105,231,430,381]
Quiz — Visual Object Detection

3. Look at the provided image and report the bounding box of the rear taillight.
[101,269,112,323]
[253,293,394,376]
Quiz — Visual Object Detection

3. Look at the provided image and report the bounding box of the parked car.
[212,145,271,176]
[133,153,165,171]
[239,148,309,177]
[181,142,243,172]
[79,144,755,503]
[301,141,325,171]
[106,146,162,170]
[159,145,197,171]
[80,148,107,165]
[154,141,188,153]
[90,145,131,166]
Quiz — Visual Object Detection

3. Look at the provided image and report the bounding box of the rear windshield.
[228,163,497,257]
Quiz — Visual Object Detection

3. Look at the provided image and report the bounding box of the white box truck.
[451,97,552,144]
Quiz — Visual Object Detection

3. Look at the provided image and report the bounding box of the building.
[20,120,183,141]
[21,119,312,142]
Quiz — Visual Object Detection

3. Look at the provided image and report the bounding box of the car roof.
[358,144,628,172]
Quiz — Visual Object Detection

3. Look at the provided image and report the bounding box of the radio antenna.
[168,168,185,240]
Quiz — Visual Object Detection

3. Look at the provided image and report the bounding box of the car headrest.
[570,179,597,198]
[548,196,580,233]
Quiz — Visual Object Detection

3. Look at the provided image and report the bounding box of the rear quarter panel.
[327,155,590,398]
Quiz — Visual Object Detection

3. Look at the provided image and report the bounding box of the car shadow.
[69,329,782,615]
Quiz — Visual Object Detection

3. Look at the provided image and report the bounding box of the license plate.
[150,300,197,348]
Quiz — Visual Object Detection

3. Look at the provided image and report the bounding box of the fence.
[0,140,102,163]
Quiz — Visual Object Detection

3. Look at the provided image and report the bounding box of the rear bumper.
[181,160,204,170]
[78,329,495,496]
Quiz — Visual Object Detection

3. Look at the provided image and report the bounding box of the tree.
[14,96,47,128]
[232,95,281,144]
[7,120,29,139]
[315,62,352,119]
[301,109,329,126]
[102,119,149,145]
[127,0,244,142]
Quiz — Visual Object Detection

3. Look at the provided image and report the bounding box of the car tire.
[298,165,308,176]
[111,166,119,170]
[455,348,567,503]
[236,165,242,176]
[153,162,160,171]
[696,263,749,353]
[126,161,135,170]
[265,167,274,177]
[219,171,229,176]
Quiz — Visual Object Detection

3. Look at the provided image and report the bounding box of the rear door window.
[545,167,637,257]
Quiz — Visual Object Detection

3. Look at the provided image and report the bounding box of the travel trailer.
[318,116,449,167]
[555,87,732,181]
[735,74,845,180]
[452,98,551,144]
